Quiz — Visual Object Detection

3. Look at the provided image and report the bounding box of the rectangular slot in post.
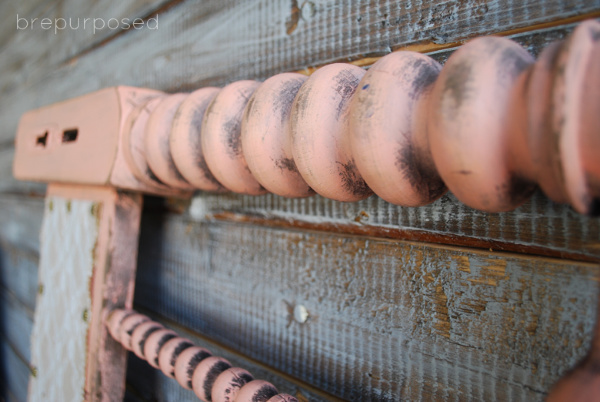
[62,128,78,143]
[36,131,48,147]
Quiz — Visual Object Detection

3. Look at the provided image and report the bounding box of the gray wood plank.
[133,211,599,401]
[0,289,34,364]
[0,240,39,311]
[0,337,30,402]
[1,1,597,144]
[0,145,46,196]
[193,189,600,262]
[0,0,178,96]
[0,194,45,254]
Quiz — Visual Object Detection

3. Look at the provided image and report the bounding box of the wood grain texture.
[0,244,37,401]
[125,311,334,402]
[0,145,46,196]
[0,195,44,254]
[0,0,175,95]
[133,210,599,401]
[2,0,600,400]
[0,2,597,146]
[0,337,30,402]
[0,218,39,401]
[0,241,38,312]
[0,288,34,365]
[194,190,600,263]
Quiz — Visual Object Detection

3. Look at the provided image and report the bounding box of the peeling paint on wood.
[125,313,333,401]
[133,212,599,401]
[28,191,101,400]
[191,190,600,262]
[27,185,142,401]
[3,0,600,400]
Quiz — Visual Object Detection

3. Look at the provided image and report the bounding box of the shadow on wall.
[0,247,6,401]
[124,195,164,401]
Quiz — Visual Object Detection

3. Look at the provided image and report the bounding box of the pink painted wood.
[12,18,600,402]
[174,346,212,389]
[107,308,298,402]
[144,93,194,190]
[241,73,312,198]
[170,87,223,191]
[28,185,143,401]
[201,80,266,195]
[13,86,191,198]
[348,51,445,206]
[289,64,372,202]
[121,96,170,190]
[14,20,600,214]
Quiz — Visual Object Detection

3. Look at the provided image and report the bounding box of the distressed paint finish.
[201,80,265,195]
[107,309,298,402]
[170,87,222,191]
[144,94,194,190]
[548,292,600,400]
[20,21,598,215]
[3,0,600,400]
[241,73,311,198]
[348,51,445,207]
[28,184,142,401]
[289,64,371,202]
[12,86,188,197]
[174,346,212,389]
[0,19,584,200]
[29,189,98,400]
[125,321,331,401]
[1,1,598,133]
[134,214,599,401]
[121,96,170,191]
[191,190,600,262]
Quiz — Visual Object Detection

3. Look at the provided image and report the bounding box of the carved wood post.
[13,87,185,401]
[28,185,141,401]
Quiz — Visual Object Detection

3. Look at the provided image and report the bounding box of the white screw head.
[293,304,309,323]
[300,1,316,21]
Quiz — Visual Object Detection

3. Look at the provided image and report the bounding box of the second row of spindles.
[107,309,298,402]
[122,20,600,214]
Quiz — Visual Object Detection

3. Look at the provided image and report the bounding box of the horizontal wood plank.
[191,189,600,263]
[0,288,34,364]
[0,336,30,402]
[0,3,597,145]
[0,194,45,254]
[0,0,178,96]
[0,145,46,196]
[133,210,599,401]
[0,240,39,311]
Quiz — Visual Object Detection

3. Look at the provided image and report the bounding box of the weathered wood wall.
[1,0,599,401]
